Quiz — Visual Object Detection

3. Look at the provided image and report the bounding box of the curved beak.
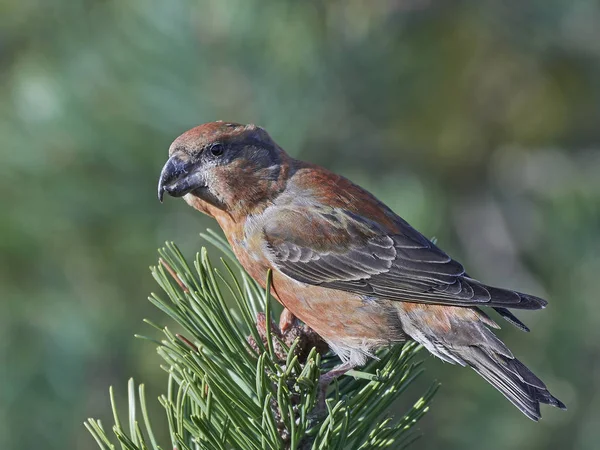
[157,155,206,202]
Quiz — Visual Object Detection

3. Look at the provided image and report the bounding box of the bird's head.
[158,121,289,217]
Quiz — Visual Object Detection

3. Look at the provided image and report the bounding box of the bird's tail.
[451,346,566,420]
[397,303,566,420]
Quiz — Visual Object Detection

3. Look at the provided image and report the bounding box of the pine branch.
[85,229,437,450]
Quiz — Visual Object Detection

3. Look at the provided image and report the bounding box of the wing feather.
[263,205,546,310]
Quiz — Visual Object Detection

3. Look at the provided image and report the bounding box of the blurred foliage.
[1,0,599,449]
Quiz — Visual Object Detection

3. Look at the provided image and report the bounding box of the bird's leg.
[319,362,355,386]
[249,310,329,363]
[300,363,356,450]
[315,361,356,415]
[279,307,296,334]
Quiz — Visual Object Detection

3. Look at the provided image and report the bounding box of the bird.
[157,121,565,421]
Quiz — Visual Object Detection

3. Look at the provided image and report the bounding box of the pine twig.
[85,230,437,449]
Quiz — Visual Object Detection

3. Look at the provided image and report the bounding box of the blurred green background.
[2,1,599,449]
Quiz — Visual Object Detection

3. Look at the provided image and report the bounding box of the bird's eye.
[210,143,224,157]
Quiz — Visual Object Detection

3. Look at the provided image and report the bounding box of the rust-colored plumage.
[158,121,566,421]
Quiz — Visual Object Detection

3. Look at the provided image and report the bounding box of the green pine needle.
[85,229,437,449]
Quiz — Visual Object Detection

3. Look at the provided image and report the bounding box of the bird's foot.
[313,362,356,417]
[279,307,296,334]
[248,309,329,363]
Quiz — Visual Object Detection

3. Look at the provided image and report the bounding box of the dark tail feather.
[398,302,565,420]
[493,307,530,332]
[464,276,548,310]
[458,347,566,421]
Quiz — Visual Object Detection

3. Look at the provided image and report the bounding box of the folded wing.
[263,205,546,311]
